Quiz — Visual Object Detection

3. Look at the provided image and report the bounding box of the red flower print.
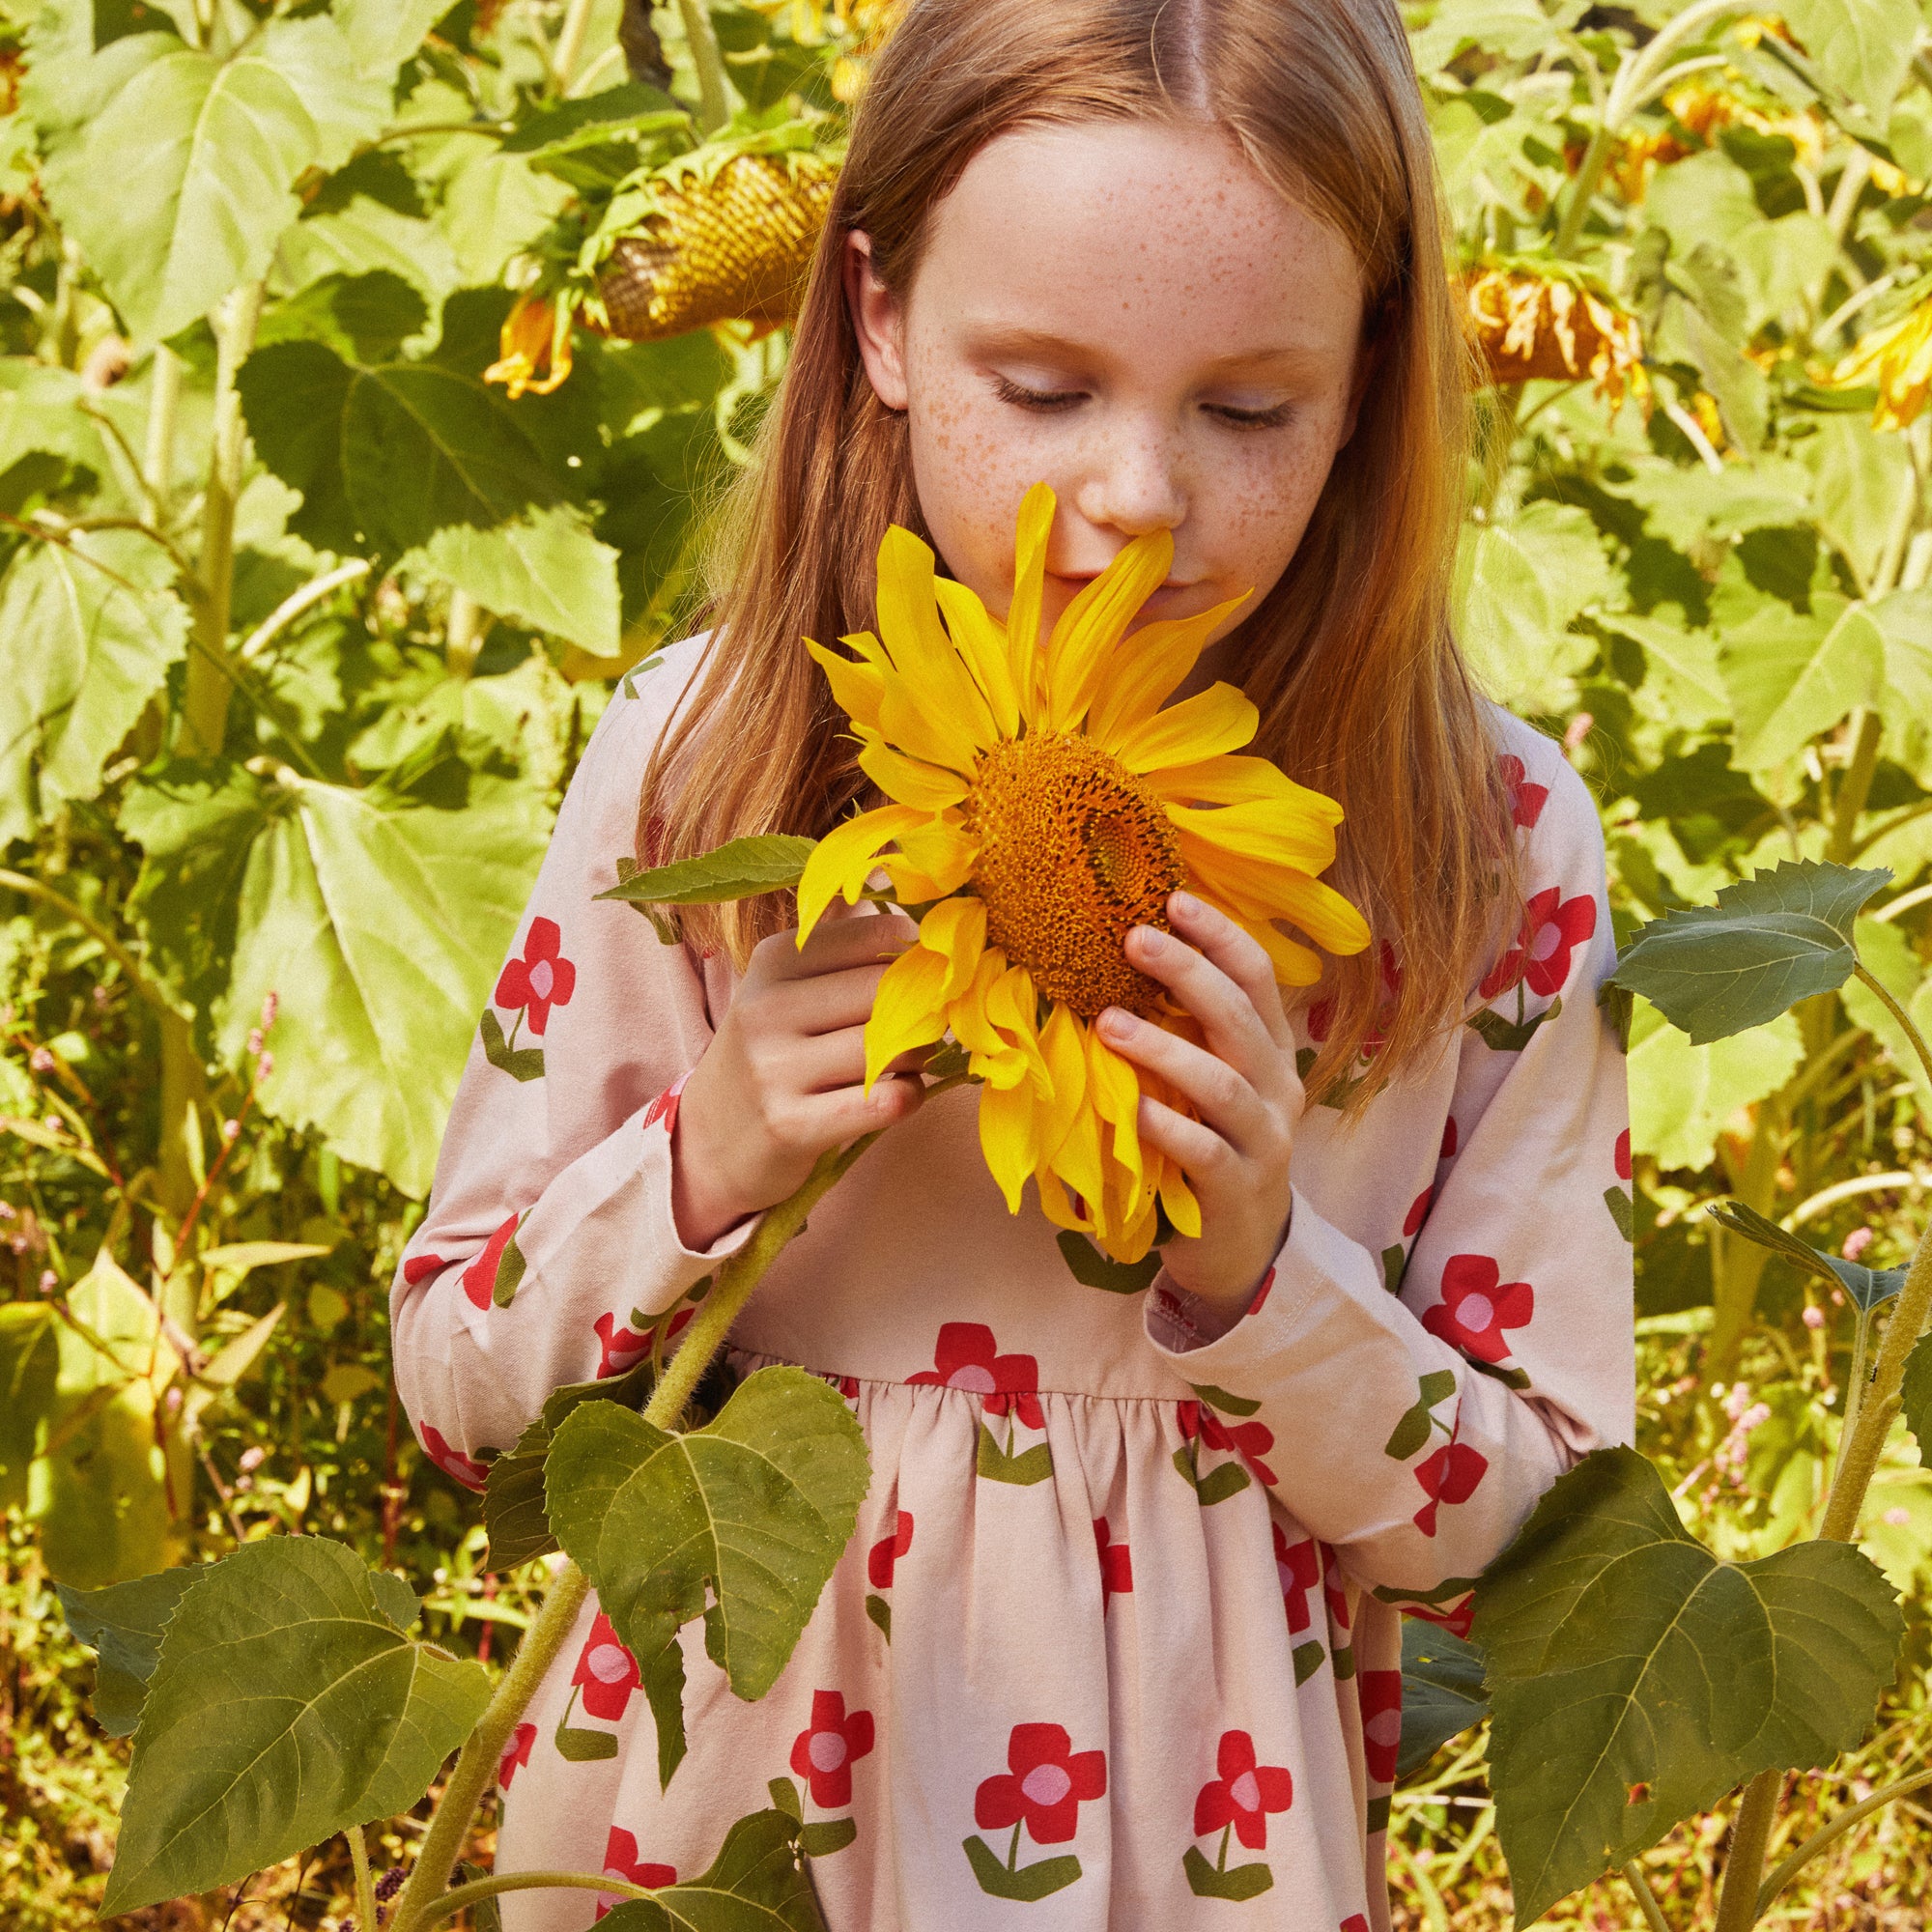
[1480,887,1597,1001]
[1179,1402,1278,1487]
[1320,1542,1352,1632]
[1248,1265,1275,1316]
[1359,1670,1403,1785]
[597,1829,674,1917]
[1440,1117,1458,1159]
[1307,946,1401,1055]
[495,917,577,1037]
[1406,1594,1475,1640]
[1422,1253,1533,1364]
[461,1211,522,1311]
[642,1075,684,1137]
[868,1510,914,1588]
[976,1724,1106,1846]
[1498,753,1548,830]
[1094,1518,1132,1605]
[498,1721,535,1791]
[402,1252,446,1286]
[908,1322,1044,1430]
[594,1311,651,1379]
[1413,1441,1489,1537]
[1403,1188,1432,1238]
[1274,1524,1319,1634]
[821,1371,860,1401]
[1342,1917,1372,1932]
[572,1612,639,1721]
[1193,1731,1293,1849]
[418,1423,487,1492]
[1615,1127,1632,1181]
[790,1689,875,1809]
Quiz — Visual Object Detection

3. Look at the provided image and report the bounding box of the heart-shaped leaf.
[1398,1620,1489,1779]
[599,1808,828,1931]
[1707,1200,1908,1312]
[1608,861,1890,1043]
[102,1537,490,1915]
[545,1366,869,1785]
[1474,1446,1902,1927]
[57,1565,208,1739]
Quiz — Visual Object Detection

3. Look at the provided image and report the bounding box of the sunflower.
[795,484,1369,1264]
[1829,294,1932,433]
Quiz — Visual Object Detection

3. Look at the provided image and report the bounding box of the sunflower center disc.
[963,733,1183,1018]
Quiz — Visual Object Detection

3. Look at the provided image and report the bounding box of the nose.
[1072,415,1187,544]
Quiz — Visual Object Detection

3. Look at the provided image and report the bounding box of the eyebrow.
[961,324,1329,372]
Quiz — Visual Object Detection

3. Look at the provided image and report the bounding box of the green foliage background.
[2,0,1932,1923]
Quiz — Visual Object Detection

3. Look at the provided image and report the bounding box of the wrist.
[668,1118,757,1252]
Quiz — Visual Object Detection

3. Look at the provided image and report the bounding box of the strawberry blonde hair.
[640,0,1520,1105]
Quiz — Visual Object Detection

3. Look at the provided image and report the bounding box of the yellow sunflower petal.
[863,944,950,1087]
[917,892,988,1002]
[1006,482,1056,722]
[1042,528,1175,733]
[796,803,926,946]
[881,817,979,901]
[1036,1003,1092,1167]
[857,736,971,811]
[954,950,1029,1088]
[1036,1166,1084,1235]
[1049,1094,1107,1234]
[1181,849,1370,961]
[1157,1153,1202,1239]
[805,638,885,735]
[978,1075,1041,1213]
[1110,681,1259,775]
[933,576,1020,740]
[1085,594,1251,750]
[1143,752,1305,807]
[1242,916,1326,986]
[987,963,1052,1091]
[875,527,997,770]
[1085,1023,1143,1180]
[1170,797,1341,876]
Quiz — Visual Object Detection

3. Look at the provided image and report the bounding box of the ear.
[844,230,909,412]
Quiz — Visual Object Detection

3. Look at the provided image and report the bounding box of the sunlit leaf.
[1476,1447,1903,1926]
[1705,1199,1906,1313]
[1778,0,1920,120]
[414,506,622,655]
[596,836,818,925]
[1626,1002,1802,1170]
[599,1808,828,1931]
[1720,598,1885,772]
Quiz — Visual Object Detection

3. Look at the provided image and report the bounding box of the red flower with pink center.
[418,1424,487,1492]
[974,1723,1107,1845]
[1413,1441,1489,1537]
[789,1689,875,1809]
[1274,1523,1319,1634]
[1359,1670,1404,1785]
[594,1310,651,1379]
[1498,753,1548,830]
[1480,887,1597,1001]
[867,1510,914,1588]
[497,1721,535,1791]
[1094,1518,1132,1606]
[1179,1401,1278,1487]
[572,1612,639,1720]
[1422,1253,1533,1364]
[1193,1730,1293,1849]
[495,917,576,1036]
[596,1829,674,1917]
[1615,1127,1632,1181]
[1343,1917,1372,1932]
[461,1211,522,1311]
[402,1252,446,1286]
[642,1076,684,1136]
[908,1321,1044,1430]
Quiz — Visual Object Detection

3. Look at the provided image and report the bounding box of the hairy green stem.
[1623,1860,1671,1932]
[1852,963,1932,1097]
[237,560,371,666]
[552,0,600,94]
[1713,1770,1784,1932]
[348,1823,377,1932]
[676,0,732,135]
[1755,1767,1932,1917]
[409,1870,656,1930]
[0,870,179,1018]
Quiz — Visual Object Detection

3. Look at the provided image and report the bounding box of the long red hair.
[640,0,1518,1106]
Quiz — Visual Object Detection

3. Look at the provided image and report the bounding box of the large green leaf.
[1706,1199,1907,1313]
[1627,1001,1802,1170]
[0,1302,60,1512]
[1475,1446,1903,1926]
[335,0,451,78]
[597,836,818,944]
[0,528,190,848]
[600,1808,829,1932]
[217,771,549,1196]
[415,507,622,655]
[1451,502,1608,715]
[1808,415,1913,597]
[1779,0,1920,120]
[239,339,560,559]
[1398,1620,1489,1779]
[34,18,387,344]
[1840,914,1932,1116]
[57,1565,207,1739]
[546,1367,870,1784]
[103,1536,491,1916]
[1609,861,1891,1044]
[1720,597,1885,772]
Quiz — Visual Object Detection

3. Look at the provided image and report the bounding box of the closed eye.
[1206,399,1295,430]
[991,373,1088,413]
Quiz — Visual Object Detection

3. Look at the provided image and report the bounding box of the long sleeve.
[389,639,758,1489]
[1143,724,1634,1618]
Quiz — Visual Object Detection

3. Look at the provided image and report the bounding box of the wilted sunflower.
[1828,294,1932,433]
[1464,266,1647,411]
[795,485,1369,1263]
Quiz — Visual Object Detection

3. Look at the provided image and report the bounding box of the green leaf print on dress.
[908,1322,1056,1487]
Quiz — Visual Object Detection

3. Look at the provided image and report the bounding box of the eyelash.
[990,374,1293,432]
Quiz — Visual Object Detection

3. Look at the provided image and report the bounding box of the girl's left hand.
[1096,890,1304,1328]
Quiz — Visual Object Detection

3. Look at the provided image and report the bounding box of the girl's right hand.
[670,909,928,1249]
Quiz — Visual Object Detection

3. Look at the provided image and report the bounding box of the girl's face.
[847,117,1368,663]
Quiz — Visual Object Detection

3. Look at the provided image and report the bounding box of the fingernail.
[1100,1008,1133,1038]
[1132,925,1166,955]
[1171,891,1201,918]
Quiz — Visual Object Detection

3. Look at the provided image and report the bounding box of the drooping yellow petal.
[986,963,1052,1092]
[805,638,886,735]
[875,526,997,771]
[1006,482,1056,723]
[863,943,950,1087]
[1157,1153,1202,1239]
[857,736,971,811]
[1049,1085,1107,1229]
[1143,752,1305,807]
[1180,841,1370,959]
[1085,594,1250,750]
[953,949,1029,1088]
[1240,913,1326,987]
[1041,528,1174,733]
[882,817,979,902]
[933,576,1020,740]
[978,1075,1041,1213]
[1085,1023,1143,1181]
[796,803,926,946]
[1036,1002,1090,1169]
[1110,681,1259,775]
[917,892,987,1002]
[1170,796,1341,877]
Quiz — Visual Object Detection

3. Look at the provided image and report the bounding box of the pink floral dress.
[392,639,1634,1930]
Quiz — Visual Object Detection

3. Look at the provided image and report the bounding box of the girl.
[393,1,1634,1925]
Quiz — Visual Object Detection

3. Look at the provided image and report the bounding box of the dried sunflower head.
[1464,265,1648,411]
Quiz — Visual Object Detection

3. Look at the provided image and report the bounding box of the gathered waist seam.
[724,1343,1201,1409]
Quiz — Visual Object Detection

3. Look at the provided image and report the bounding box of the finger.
[1135,1092,1234,1188]
[1166,891,1292,1047]
[800,1071,925,1143]
[765,908,918,981]
[1096,1008,1271,1153]
[1122,921,1280,1083]
[795,1024,930,1093]
[776,954,917,1037]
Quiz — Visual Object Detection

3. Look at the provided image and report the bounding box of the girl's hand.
[1097,891,1305,1327]
[672,910,929,1249]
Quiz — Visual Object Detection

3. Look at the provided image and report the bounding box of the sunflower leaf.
[1902,1330,1932,1471]
[1398,1620,1489,1779]
[1056,1230,1161,1294]
[598,1809,826,1931]
[597,835,819,910]
[1706,1200,1907,1312]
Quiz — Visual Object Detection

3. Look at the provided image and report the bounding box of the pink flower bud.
[261,991,279,1029]
[257,1051,274,1080]
[221,1119,241,1142]
[246,1028,263,1056]
[164,1386,183,1416]
[38,1268,55,1293]
[29,1046,54,1072]
[1884,1507,1911,1528]
[1563,712,1594,753]
[1842,1226,1874,1262]
[238,1445,267,1473]
[1803,1304,1826,1329]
